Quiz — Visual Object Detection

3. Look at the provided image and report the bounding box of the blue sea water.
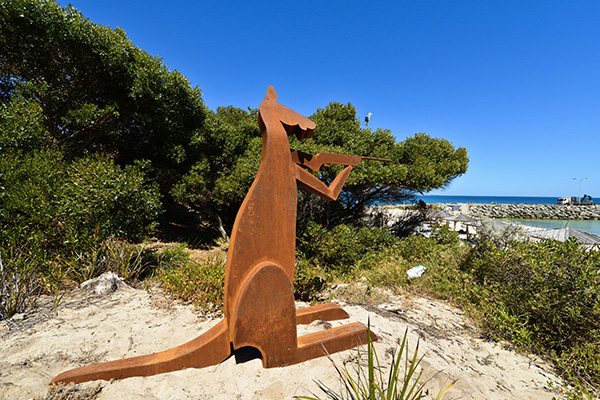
[415,195,558,205]
[500,218,600,236]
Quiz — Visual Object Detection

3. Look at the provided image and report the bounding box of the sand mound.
[0,285,563,399]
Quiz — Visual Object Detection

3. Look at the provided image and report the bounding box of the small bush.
[0,250,38,320]
[0,93,49,154]
[430,224,460,245]
[0,150,162,259]
[157,256,225,311]
[0,149,67,253]
[464,238,600,396]
[297,222,397,275]
[294,259,327,301]
[61,240,153,285]
[362,235,468,301]
[148,242,191,270]
[60,156,163,243]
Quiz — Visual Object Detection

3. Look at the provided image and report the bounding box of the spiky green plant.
[297,326,455,400]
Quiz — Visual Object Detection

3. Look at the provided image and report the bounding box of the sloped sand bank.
[0,286,562,399]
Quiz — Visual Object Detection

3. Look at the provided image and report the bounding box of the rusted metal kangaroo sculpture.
[51,86,382,385]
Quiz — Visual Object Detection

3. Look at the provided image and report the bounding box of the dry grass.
[34,383,102,400]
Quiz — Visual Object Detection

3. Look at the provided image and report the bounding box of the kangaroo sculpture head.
[258,86,316,140]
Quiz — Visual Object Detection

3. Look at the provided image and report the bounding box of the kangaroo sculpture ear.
[265,86,278,102]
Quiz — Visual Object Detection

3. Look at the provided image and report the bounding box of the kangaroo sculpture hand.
[51,86,378,385]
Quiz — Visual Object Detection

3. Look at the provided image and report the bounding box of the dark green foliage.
[293,259,327,301]
[293,102,469,228]
[173,101,468,234]
[171,106,261,228]
[1,0,206,182]
[0,149,162,256]
[60,156,162,242]
[0,93,49,153]
[297,221,397,275]
[0,149,67,254]
[430,224,461,245]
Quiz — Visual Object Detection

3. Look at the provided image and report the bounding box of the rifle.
[291,150,391,172]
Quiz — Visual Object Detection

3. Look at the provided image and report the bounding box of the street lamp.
[365,112,372,129]
[573,177,589,203]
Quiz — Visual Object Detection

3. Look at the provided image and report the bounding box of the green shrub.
[60,156,163,243]
[351,232,600,396]
[297,222,396,275]
[0,93,49,154]
[464,239,600,396]
[157,256,225,311]
[294,259,327,301]
[146,242,191,271]
[0,149,67,253]
[362,235,469,300]
[0,150,162,258]
[430,224,460,245]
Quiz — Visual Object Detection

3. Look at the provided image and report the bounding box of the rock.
[331,283,349,290]
[11,313,25,321]
[378,301,403,312]
[79,271,129,295]
[468,203,600,220]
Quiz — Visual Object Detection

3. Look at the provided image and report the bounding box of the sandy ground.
[0,285,563,400]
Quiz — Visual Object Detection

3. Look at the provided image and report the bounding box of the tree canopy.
[1,0,468,243]
[0,0,206,180]
[174,102,469,232]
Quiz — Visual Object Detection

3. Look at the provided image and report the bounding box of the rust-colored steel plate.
[51,86,378,385]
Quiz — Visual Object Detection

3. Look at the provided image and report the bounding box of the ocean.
[415,195,558,205]
[500,218,600,236]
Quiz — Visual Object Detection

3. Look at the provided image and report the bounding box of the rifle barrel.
[360,156,393,162]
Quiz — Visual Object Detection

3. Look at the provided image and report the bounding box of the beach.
[0,284,563,399]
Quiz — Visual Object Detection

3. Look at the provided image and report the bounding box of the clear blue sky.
[57,0,600,198]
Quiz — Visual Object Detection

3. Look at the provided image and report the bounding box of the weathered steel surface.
[51,86,378,385]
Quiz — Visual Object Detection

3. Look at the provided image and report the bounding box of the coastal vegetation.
[1,1,598,399]
[0,0,467,307]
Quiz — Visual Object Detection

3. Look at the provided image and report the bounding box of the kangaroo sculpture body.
[51,86,378,385]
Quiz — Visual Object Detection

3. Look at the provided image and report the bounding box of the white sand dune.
[0,286,563,399]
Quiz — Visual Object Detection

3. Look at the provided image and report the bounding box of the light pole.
[365,112,372,129]
[573,177,589,203]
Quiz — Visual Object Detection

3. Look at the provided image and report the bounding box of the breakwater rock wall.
[467,204,600,220]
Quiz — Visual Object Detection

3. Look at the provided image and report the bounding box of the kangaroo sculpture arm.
[294,163,353,201]
[291,150,392,201]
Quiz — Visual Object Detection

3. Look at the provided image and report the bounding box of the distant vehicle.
[557,195,595,205]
